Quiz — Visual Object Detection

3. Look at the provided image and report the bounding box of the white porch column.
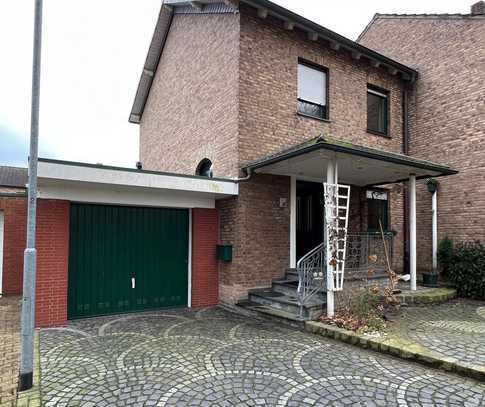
[432,190,438,271]
[290,176,297,269]
[409,174,417,291]
[326,157,337,317]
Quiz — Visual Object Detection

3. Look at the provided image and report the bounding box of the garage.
[68,204,189,318]
[33,158,238,327]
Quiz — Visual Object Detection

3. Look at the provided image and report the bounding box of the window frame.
[366,84,390,137]
[297,58,330,121]
[366,188,390,232]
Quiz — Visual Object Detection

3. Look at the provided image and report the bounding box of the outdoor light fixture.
[427,178,439,193]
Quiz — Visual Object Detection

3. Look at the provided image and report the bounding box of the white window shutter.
[298,64,326,105]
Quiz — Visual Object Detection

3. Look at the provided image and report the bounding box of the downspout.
[233,167,253,183]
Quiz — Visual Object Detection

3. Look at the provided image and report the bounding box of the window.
[297,60,328,120]
[367,85,389,135]
[367,190,389,231]
[196,158,213,178]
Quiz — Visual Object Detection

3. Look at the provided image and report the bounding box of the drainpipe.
[234,167,253,183]
[403,86,410,156]
[432,190,438,271]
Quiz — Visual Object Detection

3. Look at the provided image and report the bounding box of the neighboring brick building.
[358,1,485,271]
[130,0,457,315]
[0,166,27,296]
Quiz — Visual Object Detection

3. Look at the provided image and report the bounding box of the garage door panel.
[68,204,189,319]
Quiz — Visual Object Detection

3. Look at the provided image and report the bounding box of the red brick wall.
[0,195,27,295]
[35,199,70,327]
[191,208,219,307]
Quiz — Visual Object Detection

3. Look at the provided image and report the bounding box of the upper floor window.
[367,189,389,231]
[297,60,328,120]
[196,158,213,178]
[367,85,389,136]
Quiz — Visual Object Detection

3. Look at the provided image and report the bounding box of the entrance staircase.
[237,268,327,327]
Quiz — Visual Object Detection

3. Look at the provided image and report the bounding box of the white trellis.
[324,182,350,292]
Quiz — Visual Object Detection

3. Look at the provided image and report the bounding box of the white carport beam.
[326,156,338,317]
[290,176,297,269]
[409,174,417,291]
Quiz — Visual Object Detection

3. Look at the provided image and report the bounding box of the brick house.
[0,166,27,297]
[3,0,468,327]
[130,0,457,319]
[358,1,485,272]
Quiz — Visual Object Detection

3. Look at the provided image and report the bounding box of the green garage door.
[68,204,189,319]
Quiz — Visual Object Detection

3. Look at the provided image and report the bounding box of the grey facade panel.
[0,166,27,188]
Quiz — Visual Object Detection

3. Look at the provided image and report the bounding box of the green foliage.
[350,287,382,319]
[322,286,394,333]
[447,241,485,300]
[358,315,387,334]
[437,236,454,275]
[350,287,387,333]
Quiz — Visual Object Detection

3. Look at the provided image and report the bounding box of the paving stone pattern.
[400,301,485,367]
[40,307,485,406]
[0,296,21,407]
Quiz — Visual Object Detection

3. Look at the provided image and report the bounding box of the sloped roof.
[242,135,457,179]
[358,11,485,42]
[0,166,27,188]
[129,0,418,124]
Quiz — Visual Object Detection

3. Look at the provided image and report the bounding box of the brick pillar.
[191,208,219,308]
[0,197,27,295]
[35,199,70,327]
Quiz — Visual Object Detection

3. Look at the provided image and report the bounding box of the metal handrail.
[296,232,394,316]
[296,242,326,318]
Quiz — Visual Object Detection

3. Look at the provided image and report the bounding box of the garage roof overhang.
[37,159,238,209]
[242,136,458,186]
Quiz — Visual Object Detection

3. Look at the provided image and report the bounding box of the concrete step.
[248,288,325,320]
[236,300,306,329]
[284,269,298,281]
[272,279,299,296]
[272,279,327,301]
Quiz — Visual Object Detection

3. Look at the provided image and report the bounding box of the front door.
[296,181,324,261]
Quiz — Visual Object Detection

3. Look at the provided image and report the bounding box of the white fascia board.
[37,181,216,209]
[37,161,238,198]
[164,0,216,5]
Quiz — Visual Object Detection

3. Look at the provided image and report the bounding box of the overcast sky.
[0,0,471,168]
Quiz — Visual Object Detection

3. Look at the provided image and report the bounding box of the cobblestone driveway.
[0,296,21,407]
[400,301,485,367]
[40,307,485,406]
